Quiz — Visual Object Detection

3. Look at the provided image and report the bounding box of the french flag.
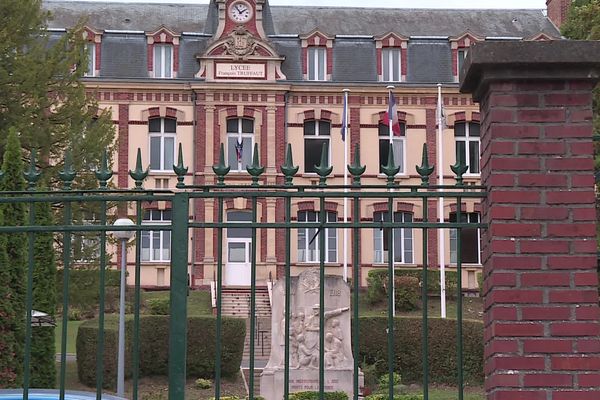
[383,90,402,136]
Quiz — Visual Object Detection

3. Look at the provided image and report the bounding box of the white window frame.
[141,210,171,262]
[373,211,413,264]
[454,122,480,175]
[154,44,173,78]
[378,123,406,175]
[226,118,254,172]
[457,49,467,76]
[304,119,331,174]
[382,48,401,82]
[450,212,481,265]
[84,42,96,77]
[149,118,177,172]
[307,47,327,81]
[298,211,337,263]
[72,213,100,263]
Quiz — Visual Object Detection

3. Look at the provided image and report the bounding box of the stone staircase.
[220,286,271,318]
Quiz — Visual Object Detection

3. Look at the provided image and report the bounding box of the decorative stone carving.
[260,269,362,399]
[224,26,257,59]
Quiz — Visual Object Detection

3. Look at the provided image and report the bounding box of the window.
[141,210,171,262]
[307,47,326,81]
[382,48,401,82]
[378,122,406,174]
[449,212,481,264]
[154,44,173,78]
[304,120,330,173]
[84,43,96,77]
[298,211,337,263]
[373,211,413,264]
[227,118,254,172]
[454,122,480,174]
[457,49,467,75]
[149,118,176,172]
[72,213,99,263]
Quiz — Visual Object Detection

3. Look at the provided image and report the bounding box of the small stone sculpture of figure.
[324,332,345,368]
[297,334,318,369]
[304,305,349,350]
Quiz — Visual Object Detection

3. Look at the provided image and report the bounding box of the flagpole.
[437,83,447,319]
[238,119,243,169]
[342,88,350,282]
[387,85,395,318]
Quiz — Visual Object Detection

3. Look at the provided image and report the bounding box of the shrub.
[195,378,212,389]
[394,276,420,312]
[289,392,348,400]
[378,372,402,388]
[76,315,245,389]
[146,298,170,315]
[365,395,422,400]
[57,269,121,317]
[358,316,483,385]
[367,269,459,305]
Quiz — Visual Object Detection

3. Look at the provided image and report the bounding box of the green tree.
[0,0,115,184]
[30,192,57,388]
[0,194,18,387]
[0,129,27,387]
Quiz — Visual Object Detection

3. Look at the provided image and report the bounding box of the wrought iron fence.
[0,142,486,400]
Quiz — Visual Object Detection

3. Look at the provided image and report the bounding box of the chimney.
[546,0,573,29]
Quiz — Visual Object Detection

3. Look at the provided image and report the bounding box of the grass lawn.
[54,319,84,354]
[358,295,483,321]
[142,289,212,316]
[404,387,484,400]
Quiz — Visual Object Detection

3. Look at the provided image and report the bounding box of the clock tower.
[196,0,286,81]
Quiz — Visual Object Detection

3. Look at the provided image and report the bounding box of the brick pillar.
[461,41,600,400]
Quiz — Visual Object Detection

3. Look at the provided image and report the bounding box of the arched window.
[378,122,406,174]
[454,122,480,174]
[149,117,176,172]
[227,117,254,172]
[304,119,331,173]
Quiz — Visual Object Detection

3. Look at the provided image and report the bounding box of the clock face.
[229,1,252,23]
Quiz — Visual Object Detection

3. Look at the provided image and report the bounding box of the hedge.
[56,268,121,318]
[76,315,245,389]
[358,316,483,386]
[366,269,458,304]
[289,392,348,400]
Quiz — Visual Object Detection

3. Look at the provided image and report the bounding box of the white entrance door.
[226,239,252,286]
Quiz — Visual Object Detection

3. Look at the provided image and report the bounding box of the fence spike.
[246,143,265,186]
[23,149,41,190]
[280,143,299,186]
[347,143,366,186]
[314,142,333,186]
[59,150,77,190]
[173,143,188,189]
[212,143,230,186]
[416,143,435,186]
[451,157,469,187]
[95,150,113,189]
[129,148,149,190]
[381,143,400,187]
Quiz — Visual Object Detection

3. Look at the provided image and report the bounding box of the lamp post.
[112,218,135,398]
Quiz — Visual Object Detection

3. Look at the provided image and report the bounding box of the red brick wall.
[479,79,600,399]
[546,0,573,28]
[117,104,129,189]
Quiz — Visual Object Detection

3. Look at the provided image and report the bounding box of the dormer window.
[382,48,401,82]
[457,49,467,75]
[154,44,173,78]
[84,43,96,77]
[146,26,180,79]
[308,47,326,81]
[301,30,333,82]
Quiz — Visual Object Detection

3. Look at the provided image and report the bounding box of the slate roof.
[42,1,562,83]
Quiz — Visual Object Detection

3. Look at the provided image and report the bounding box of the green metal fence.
[0,142,486,400]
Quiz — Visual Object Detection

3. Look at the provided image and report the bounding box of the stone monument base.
[260,368,363,400]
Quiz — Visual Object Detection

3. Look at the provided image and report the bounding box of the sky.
[61,0,549,9]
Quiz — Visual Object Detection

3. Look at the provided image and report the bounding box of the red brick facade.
[461,41,600,400]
